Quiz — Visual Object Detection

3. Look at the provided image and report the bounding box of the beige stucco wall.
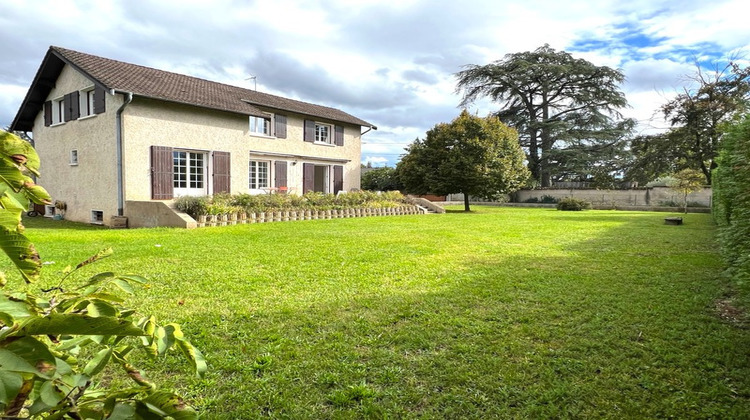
[31,64,122,225]
[122,98,363,200]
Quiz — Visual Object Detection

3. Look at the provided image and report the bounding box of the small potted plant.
[54,200,66,220]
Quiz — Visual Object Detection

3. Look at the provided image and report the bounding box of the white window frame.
[315,123,332,144]
[90,210,104,225]
[249,114,273,137]
[52,97,65,125]
[70,149,78,166]
[172,150,207,197]
[79,87,96,118]
[249,160,270,190]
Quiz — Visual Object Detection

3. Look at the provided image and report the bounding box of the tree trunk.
[464,193,471,212]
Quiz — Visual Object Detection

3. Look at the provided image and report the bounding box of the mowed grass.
[7,207,750,418]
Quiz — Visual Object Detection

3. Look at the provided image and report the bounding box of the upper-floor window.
[52,97,64,125]
[79,88,96,118]
[249,115,272,136]
[315,123,331,144]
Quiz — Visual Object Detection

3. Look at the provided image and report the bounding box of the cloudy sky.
[1,0,748,166]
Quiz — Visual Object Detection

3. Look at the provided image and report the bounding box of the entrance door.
[173,150,207,197]
[313,165,329,193]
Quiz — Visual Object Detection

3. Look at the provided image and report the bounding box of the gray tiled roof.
[14,46,375,130]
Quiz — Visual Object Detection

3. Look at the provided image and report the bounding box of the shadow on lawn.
[21,216,107,231]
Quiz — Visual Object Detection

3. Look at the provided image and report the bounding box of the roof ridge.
[49,46,375,128]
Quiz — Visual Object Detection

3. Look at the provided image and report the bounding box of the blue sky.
[1,0,747,167]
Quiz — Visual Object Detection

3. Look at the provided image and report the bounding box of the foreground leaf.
[14,314,145,336]
[0,369,23,405]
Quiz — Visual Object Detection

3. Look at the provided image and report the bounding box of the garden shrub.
[713,116,750,287]
[173,195,209,218]
[556,197,592,211]
[523,195,557,204]
[540,194,558,204]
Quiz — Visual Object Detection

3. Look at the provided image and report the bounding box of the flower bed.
[174,191,426,228]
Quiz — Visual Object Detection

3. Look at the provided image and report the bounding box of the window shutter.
[333,165,344,194]
[44,101,52,126]
[70,91,80,120]
[151,146,174,200]
[334,125,344,146]
[93,86,106,114]
[275,114,287,139]
[63,93,73,122]
[304,120,315,143]
[275,161,288,189]
[303,163,314,193]
[213,151,231,194]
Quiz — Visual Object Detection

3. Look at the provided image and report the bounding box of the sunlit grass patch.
[8,207,749,418]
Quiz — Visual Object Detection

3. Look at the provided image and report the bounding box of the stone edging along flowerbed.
[194,205,426,228]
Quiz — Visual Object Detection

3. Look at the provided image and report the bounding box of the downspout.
[115,91,133,216]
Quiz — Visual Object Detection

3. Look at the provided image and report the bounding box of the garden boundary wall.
[447,187,712,209]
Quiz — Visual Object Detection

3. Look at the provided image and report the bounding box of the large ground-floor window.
[249,160,270,189]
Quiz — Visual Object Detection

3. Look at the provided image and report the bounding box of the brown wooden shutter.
[63,93,73,122]
[151,146,173,200]
[303,163,314,193]
[70,91,80,120]
[275,161,288,189]
[304,120,315,142]
[334,125,344,146]
[93,86,106,114]
[333,165,344,194]
[275,114,287,139]
[213,151,231,194]
[44,101,52,126]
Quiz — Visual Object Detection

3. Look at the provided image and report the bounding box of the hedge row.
[713,115,750,297]
[173,190,412,219]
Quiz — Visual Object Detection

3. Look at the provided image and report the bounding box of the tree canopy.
[361,167,403,191]
[626,62,750,184]
[396,110,529,211]
[455,44,634,187]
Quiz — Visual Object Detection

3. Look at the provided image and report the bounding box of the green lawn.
[6,207,749,418]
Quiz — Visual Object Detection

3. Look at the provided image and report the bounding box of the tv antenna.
[245,75,257,91]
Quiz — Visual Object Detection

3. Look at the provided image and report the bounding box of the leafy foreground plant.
[0,130,206,418]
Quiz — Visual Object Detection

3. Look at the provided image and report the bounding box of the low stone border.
[194,205,424,228]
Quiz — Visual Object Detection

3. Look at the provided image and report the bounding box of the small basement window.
[70,149,78,166]
[91,210,104,225]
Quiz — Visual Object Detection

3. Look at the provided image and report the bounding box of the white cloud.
[1,0,748,166]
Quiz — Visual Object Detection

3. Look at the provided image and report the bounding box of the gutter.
[361,125,375,136]
[115,91,133,216]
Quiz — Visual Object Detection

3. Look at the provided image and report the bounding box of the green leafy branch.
[0,130,206,418]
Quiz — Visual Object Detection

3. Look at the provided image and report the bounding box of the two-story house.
[11,46,376,227]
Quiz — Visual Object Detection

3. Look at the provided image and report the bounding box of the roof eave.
[10,46,109,132]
